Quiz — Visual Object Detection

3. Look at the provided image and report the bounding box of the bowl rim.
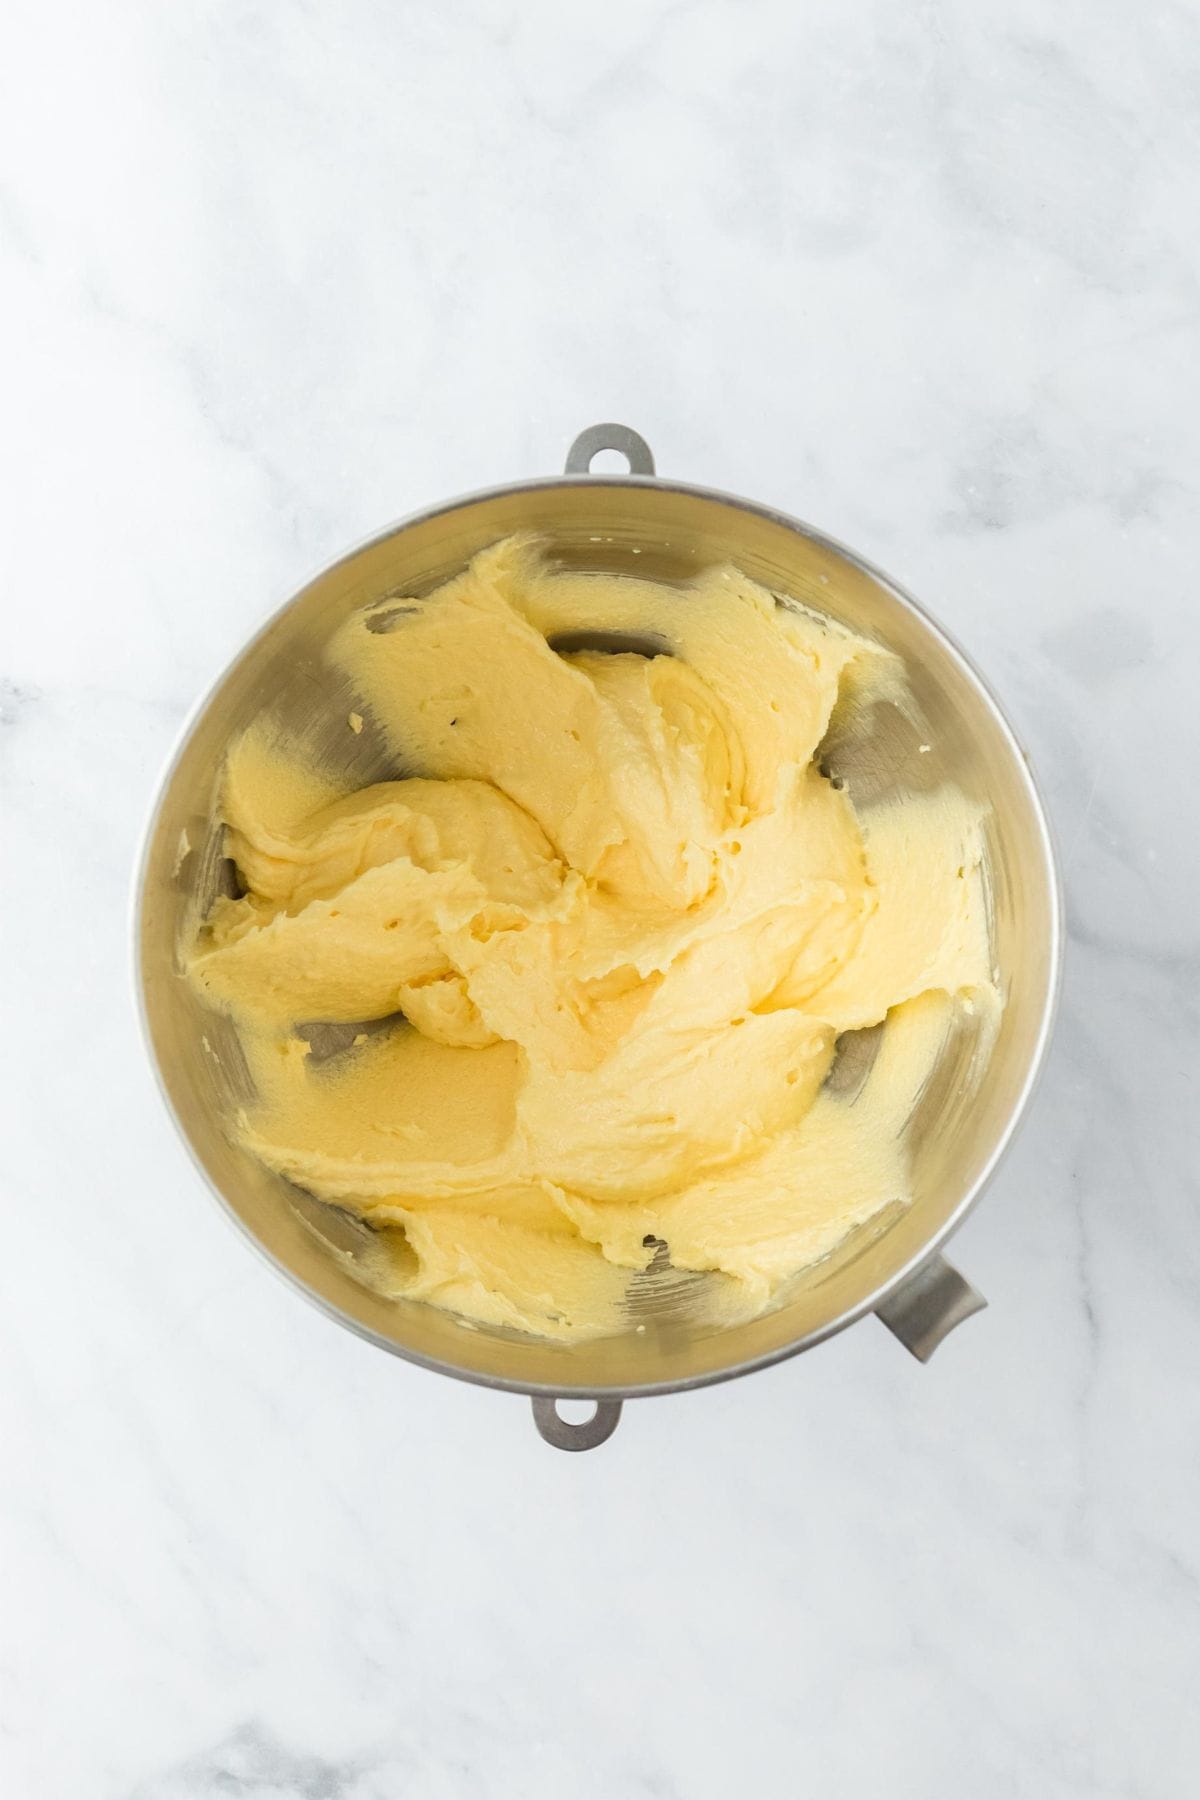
[132,470,1065,1400]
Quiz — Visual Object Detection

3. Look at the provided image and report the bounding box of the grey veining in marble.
[1,2,1198,1796]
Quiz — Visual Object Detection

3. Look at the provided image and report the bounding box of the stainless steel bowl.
[136,424,1062,1451]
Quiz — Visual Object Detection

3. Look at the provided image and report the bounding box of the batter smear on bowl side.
[189,537,999,1341]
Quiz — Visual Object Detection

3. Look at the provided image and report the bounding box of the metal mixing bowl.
[136,424,1061,1451]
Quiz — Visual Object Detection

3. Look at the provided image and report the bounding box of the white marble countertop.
[3,3,1198,1795]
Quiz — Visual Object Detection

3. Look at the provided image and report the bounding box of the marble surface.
[2,2,1199,1794]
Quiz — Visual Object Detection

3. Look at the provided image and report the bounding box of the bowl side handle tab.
[876,1255,987,1362]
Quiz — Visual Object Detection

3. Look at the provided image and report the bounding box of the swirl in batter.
[190,538,997,1340]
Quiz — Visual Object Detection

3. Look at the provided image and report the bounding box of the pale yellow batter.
[189,538,997,1340]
